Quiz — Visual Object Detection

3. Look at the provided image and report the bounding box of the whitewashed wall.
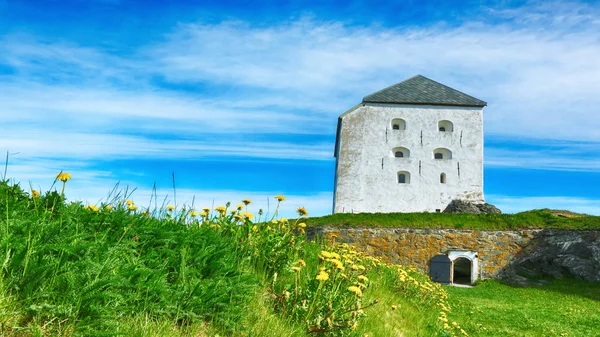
[333,103,484,213]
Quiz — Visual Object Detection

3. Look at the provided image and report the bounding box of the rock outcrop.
[443,200,501,214]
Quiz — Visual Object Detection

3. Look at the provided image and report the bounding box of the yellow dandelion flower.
[200,211,208,217]
[358,275,369,282]
[298,228,305,234]
[348,286,363,297]
[391,305,398,311]
[296,259,306,267]
[125,199,134,205]
[230,209,237,214]
[357,265,366,271]
[321,250,334,259]
[274,195,286,201]
[141,211,150,217]
[271,220,278,224]
[298,222,307,228]
[202,207,210,212]
[166,205,175,211]
[316,271,329,281]
[56,172,72,182]
[252,225,258,232]
[243,212,254,219]
[189,210,198,217]
[291,266,301,272]
[234,215,242,220]
[128,205,138,211]
[340,273,348,278]
[104,205,113,211]
[215,206,226,212]
[327,258,344,270]
[242,199,252,205]
[296,207,308,216]
[85,205,99,212]
[31,189,40,198]
[279,217,288,223]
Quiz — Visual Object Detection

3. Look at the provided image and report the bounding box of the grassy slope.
[304,209,600,230]
[445,279,600,337]
[0,180,445,337]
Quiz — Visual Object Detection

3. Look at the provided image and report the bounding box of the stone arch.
[448,251,478,285]
[438,120,454,132]
[391,118,406,130]
[391,147,410,158]
[433,148,452,160]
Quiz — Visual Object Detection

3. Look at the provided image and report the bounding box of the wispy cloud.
[1,0,599,210]
[488,194,600,215]
[486,138,600,172]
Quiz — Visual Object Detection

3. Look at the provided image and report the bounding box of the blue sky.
[1,0,600,217]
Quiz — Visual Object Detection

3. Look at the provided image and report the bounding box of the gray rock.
[443,200,502,214]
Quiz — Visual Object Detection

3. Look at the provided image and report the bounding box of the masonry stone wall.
[308,227,600,282]
[333,103,484,214]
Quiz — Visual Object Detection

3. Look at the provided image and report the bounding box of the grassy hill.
[303,210,600,230]
[1,177,598,337]
[0,178,447,336]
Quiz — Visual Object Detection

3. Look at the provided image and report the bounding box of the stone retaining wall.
[307,227,600,281]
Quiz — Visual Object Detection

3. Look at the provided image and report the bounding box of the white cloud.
[487,194,600,215]
[0,129,332,161]
[485,139,600,172]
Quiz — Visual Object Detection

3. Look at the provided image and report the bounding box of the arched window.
[440,173,446,184]
[391,118,406,130]
[438,120,453,132]
[397,171,410,184]
[391,147,410,158]
[433,148,452,160]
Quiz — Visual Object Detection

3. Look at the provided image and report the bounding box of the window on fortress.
[391,118,406,130]
[392,147,410,158]
[440,173,446,184]
[433,148,452,160]
[397,171,410,184]
[438,120,453,132]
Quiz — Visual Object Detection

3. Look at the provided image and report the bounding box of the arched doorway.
[452,257,472,285]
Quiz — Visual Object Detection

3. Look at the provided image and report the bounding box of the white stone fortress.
[333,75,487,213]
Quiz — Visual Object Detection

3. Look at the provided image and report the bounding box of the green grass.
[304,209,600,230]
[0,179,447,336]
[3,177,599,337]
[445,279,600,337]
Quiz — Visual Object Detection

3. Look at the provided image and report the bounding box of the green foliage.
[0,179,453,337]
[0,180,258,336]
[303,210,600,230]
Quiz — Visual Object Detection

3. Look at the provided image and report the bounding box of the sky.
[1,0,599,217]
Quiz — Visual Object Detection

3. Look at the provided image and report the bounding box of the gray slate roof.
[362,75,487,107]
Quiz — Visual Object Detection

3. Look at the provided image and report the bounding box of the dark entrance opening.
[452,257,472,285]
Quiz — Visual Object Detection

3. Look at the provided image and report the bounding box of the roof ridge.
[362,75,487,107]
